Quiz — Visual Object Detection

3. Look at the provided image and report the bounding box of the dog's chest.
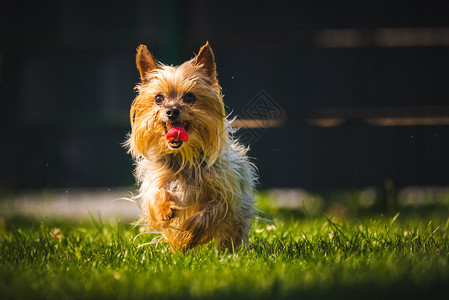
[165,168,213,205]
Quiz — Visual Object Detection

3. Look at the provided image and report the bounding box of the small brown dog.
[126,42,257,251]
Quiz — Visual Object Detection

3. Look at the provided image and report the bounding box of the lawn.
[1,200,449,299]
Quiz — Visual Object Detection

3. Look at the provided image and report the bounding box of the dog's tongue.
[166,127,188,142]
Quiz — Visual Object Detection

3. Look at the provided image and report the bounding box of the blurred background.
[1,0,449,217]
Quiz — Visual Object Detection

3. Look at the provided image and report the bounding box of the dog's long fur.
[126,42,257,251]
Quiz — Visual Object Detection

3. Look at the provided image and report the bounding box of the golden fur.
[126,42,257,251]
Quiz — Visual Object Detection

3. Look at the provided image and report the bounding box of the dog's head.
[127,42,227,166]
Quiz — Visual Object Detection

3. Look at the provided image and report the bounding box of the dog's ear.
[194,41,217,80]
[136,44,158,81]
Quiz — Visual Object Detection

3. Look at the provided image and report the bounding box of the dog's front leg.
[153,188,181,222]
[180,200,223,249]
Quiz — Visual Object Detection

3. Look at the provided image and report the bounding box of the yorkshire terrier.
[126,42,257,251]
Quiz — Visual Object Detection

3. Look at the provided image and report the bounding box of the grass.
[1,209,449,299]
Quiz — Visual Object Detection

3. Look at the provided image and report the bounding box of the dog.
[126,42,257,251]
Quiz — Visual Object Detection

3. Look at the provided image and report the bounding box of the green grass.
[1,212,449,299]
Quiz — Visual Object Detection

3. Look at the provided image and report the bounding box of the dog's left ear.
[194,42,217,80]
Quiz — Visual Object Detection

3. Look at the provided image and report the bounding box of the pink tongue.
[166,127,189,142]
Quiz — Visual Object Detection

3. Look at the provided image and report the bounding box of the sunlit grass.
[1,212,449,299]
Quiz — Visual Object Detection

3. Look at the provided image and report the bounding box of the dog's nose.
[166,108,180,120]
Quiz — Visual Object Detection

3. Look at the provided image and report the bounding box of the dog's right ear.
[136,44,158,81]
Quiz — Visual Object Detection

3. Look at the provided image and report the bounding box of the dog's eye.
[154,94,164,105]
[182,93,196,104]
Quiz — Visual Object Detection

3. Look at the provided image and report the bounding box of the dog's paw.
[162,206,179,221]
[155,189,181,222]
[157,202,180,222]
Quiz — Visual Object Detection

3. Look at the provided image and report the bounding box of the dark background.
[1,0,449,190]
